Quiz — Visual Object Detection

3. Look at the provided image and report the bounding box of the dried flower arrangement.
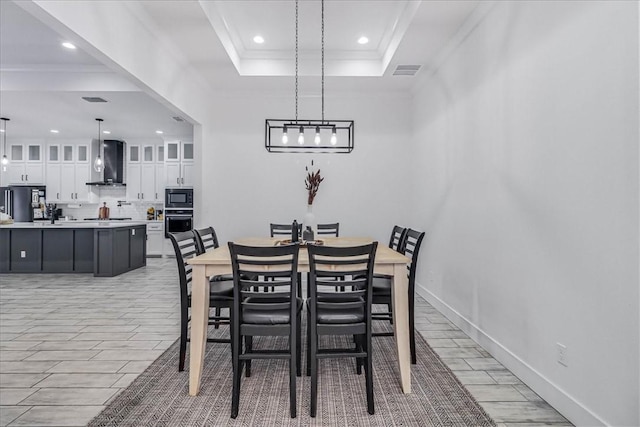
[305,162,324,206]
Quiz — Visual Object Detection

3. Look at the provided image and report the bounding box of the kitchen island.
[0,221,147,277]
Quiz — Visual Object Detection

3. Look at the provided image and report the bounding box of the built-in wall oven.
[165,188,194,238]
[165,209,194,238]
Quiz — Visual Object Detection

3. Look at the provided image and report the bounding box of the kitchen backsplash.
[56,188,163,220]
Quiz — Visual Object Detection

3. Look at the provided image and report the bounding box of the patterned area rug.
[89,319,495,426]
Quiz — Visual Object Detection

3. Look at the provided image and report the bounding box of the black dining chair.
[194,226,233,329]
[168,231,233,372]
[317,222,340,237]
[270,223,301,238]
[228,242,302,419]
[387,225,407,253]
[372,228,425,365]
[306,242,378,416]
[373,226,408,316]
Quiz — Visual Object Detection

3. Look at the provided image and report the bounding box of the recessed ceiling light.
[102,130,111,134]
[357,36,369,45]
[253,35,265,44]
[155,130,164,134]
[62,42,76,50]
[50,129,59,134]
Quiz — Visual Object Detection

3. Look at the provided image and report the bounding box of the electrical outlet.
[132,229,136,235]
[20,250,26,258]
[557,343,568,367]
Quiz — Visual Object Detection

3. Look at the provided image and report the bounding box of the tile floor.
[0,258,572,426]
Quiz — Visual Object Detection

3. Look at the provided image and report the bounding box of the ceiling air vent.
[392,65,421,76]
[172,116,185,122]
[82,96,108,103]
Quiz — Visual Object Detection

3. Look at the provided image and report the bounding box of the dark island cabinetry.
[95,225,146,277]
[0,224,146,277]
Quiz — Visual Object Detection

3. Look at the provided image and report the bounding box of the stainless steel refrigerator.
[0,186,47,222]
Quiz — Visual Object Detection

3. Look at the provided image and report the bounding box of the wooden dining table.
[186,237,412,395]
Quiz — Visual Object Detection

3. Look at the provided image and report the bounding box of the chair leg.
[388,303,393,325]
[310,330,318,417]
[409,296,416,364]
[306,314,311,376]
[355,335,363,375]
[214,307,221,329]
[290,321,297,418]
[179,308,188,372]
[244,336,252,377]
[296,313,302,377]
[231,332,241,418]
[364,336,375,415]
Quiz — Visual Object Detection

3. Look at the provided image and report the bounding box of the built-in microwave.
[165,188,193,209]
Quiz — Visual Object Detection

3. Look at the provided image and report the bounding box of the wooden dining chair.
[228,242,302,419]
[194,226,233,329]
[306,242,378,416]
[168,230,233,372]
[372,228,425,364]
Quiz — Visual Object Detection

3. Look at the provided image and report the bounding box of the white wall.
[198,92,412,242]
[410,2,639,426]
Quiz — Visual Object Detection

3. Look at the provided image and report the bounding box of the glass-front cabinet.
[8,143,44,184]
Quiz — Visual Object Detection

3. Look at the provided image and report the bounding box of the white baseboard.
[415,282,607,427]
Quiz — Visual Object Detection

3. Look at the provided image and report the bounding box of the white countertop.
[1,221,149,229]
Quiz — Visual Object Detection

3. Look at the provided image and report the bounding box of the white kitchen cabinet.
[164,141,193,188]
[46,163,62,202]
[154,145,165,202]
[59,163,90,202]
[146,222,164,257]
[154,164,165,202]
[46,144,90,202]
[127,144,163,202]
[7,143,44,184]
[165,162,195,187]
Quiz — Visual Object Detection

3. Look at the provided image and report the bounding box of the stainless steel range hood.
[87,140,126,186]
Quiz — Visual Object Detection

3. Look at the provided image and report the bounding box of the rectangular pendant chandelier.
[265,0,354,155]
[265,119,354,154]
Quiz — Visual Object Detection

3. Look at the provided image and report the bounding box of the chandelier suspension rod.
[295,0,299,121]
[321,0,325,123]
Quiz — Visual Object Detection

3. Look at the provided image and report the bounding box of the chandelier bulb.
[330,127,337,145]
[1,155,8,166]
[314,127,321,145]
[282,127,288,144]
[298,126,304,145]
